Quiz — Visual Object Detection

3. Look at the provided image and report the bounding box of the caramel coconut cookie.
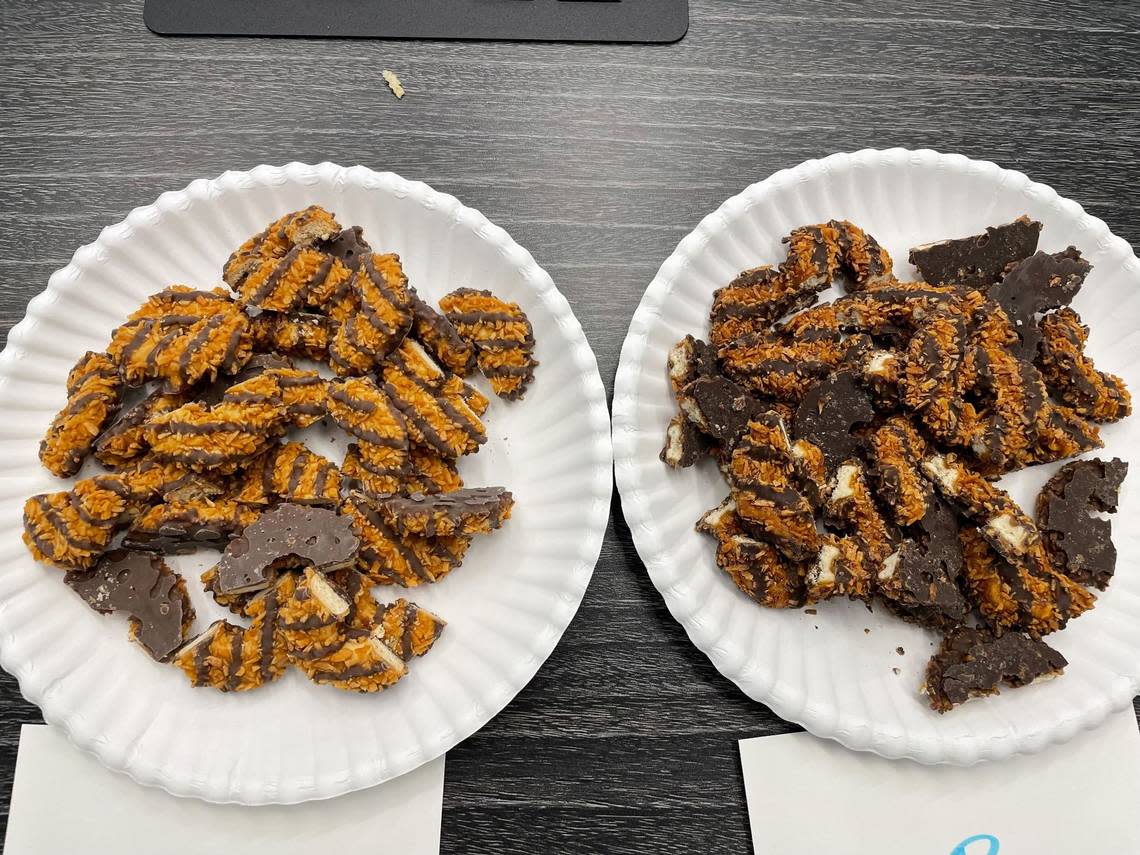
[662,216,1130,710]
[24,207,534,695]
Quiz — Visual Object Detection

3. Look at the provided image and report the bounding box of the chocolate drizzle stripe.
[250,246,302,305]
[225,628,244,691]
[402,603,418,659]
[193,633,212,686]
[356,501,433,582]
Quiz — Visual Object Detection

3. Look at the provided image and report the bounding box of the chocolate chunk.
[660,413,710,468]
[378,487,513,537]
[1036,457,1128,589]
[677,375,767,447]
[877,498,969,630]
[923,626,1066,713]
[908,216,1042,289]
[65,549,193,661]
[793,369,875,471]
[319,226,372,270]
[213,503,360,595]
[990,248,1090,358]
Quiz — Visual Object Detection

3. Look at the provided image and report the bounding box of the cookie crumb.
[804,608,817,615]
[892,667,901,675]
[896,646,905,655]
[863,628,870,634]
[383,69,406,99]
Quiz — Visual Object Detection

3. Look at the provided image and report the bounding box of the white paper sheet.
[740,709,1140,854]
[4,725,445,855]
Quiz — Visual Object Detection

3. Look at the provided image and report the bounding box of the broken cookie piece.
[212,504,360,595]
[864,416,930,526]
[378,487,513,538]
[40,351,124,478]
[660,413,710,468]
[1036,457,1128,589]
[122,500,259,554]
[676,375,767,448]
[805,534,872,603]
[709,265,819,347]
[374,598,447,660]
[794,369,876,472]
[173,615,286,692]
[295,626,408,693]
[697,499,805,608]
[908,216,1042,289]
[989,247,1089,358]
[1037,307,1132,423]
[439,287,538,399]
[65,549,194,661]
[667,334,718,396]
[923,625,1065,713]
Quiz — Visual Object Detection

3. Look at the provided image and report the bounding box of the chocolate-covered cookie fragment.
[260,441,342,507]
[696,499,805,608]
[805,535,872,603]
[864,416,930,526]
[374,598,447,660]
[239,246,353,315]
[667,335,718,396]
[378,487,513,538]
[40,351,124,477]
[709,265,819,347]
[1038,308,1131,423]
[403,447,464,495]
[876,498,969,629]
[439,287,538,400]
[122,500,260,554]
[319,225,371,270]
[824,459,896,564]
[908,216,1042,289]
[660,413,710,468]
[212,503,360,595]
[676,375,767,448]
[793,369,875,471]
[94,388,189,468]
[1036,457,1127,589]
[65,549,193,661]
[783,220,894,294]
[922,625,1065,713]
[989,247,1089,358]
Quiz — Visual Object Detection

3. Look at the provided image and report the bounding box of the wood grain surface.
[2,1,1140,851]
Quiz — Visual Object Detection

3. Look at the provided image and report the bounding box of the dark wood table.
[2,1,1139,851]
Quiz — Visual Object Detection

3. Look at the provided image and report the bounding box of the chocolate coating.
[990,248,1090,358]
[1036,457,1127,589]
[793,369,875,470]
[65,549,193,661]
[909,216,1042,289]
[213,503,360,594]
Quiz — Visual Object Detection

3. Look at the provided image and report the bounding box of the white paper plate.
[0,163,612,803]
[612,148,1140,765]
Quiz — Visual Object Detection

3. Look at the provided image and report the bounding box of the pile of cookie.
[24,205,536,693]
[663,216,1130,711]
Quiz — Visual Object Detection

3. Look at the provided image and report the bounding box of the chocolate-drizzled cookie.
[274,568,353,661]
[409,290,476,376]
[378,486,513,538]
[238,246,354,315]
[374,598,447,661]
[329,253,414,375]
[122,500,260,554]
[709,265,820,347]
[108,288,252,393]
[65,549,194,660]
[173,612,287,693]
[989,247,1089,358]
[382,355,486,459]
[144,372,289,472]
[248,311,331,361]
[259,441,342,507]
[439,287,538,400]
[295,626,408,693]
[341,493,470,586]
[805,534,872,603]
[1038,307,1132,423]
[224,205,342,290]
[40,351,124,477]
[23,475,130,569]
